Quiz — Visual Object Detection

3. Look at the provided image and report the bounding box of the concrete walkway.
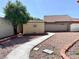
[4,33,55,59]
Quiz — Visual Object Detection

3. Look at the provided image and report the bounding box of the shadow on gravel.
[0,33,47,48]
[1,36,31,48]
[0,35,41,48]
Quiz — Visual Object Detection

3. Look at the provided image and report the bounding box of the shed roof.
[28,20,44,23]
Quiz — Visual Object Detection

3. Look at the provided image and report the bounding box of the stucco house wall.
[44,15,79,32]
[23,20,45,34]
[44,15,71,32]
[45,22,70,32]
[0,18,14,38]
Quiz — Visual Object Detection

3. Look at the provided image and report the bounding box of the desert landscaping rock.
[42,49,54,54]
[30,43,61,59]
[33,47,39,51]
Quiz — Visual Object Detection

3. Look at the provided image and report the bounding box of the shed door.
[45,23,68,32]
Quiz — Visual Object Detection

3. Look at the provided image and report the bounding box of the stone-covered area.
[30,44,61,59]
[30,32,79,59]
[66,41,79,59]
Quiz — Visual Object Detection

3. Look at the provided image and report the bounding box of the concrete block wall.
[0,18,14,38]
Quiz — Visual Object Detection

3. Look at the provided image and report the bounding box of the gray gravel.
[30,44,61,59]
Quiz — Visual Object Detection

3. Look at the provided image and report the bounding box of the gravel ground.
[30,44,61,59]
[66,40,79,59]
[29,32,79,59]
[0,35,42,59]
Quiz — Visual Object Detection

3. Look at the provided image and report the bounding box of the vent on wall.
[33,24,37,27]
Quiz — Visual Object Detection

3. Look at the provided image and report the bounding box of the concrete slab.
[43,49,54,54]
[33,47,39,51]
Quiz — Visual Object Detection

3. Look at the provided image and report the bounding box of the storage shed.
[23,20,45,34]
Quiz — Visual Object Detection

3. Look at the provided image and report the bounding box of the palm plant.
[4,0,30,34]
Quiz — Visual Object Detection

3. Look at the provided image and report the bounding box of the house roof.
[44,15,79,23]
[72,18,79,21]
[71,18,79,23]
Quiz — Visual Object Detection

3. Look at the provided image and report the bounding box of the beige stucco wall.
[23,20,45,34]
[45,23,70,32]
[0,18,14,38]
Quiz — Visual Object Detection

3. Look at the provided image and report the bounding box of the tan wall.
[23,20,45,34]
[0,18,14,38]
[45,23,69,31]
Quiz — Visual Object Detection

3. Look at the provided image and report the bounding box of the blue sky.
[0,0,79,19]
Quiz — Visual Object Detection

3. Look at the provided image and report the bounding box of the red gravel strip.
[60,39,79,59]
